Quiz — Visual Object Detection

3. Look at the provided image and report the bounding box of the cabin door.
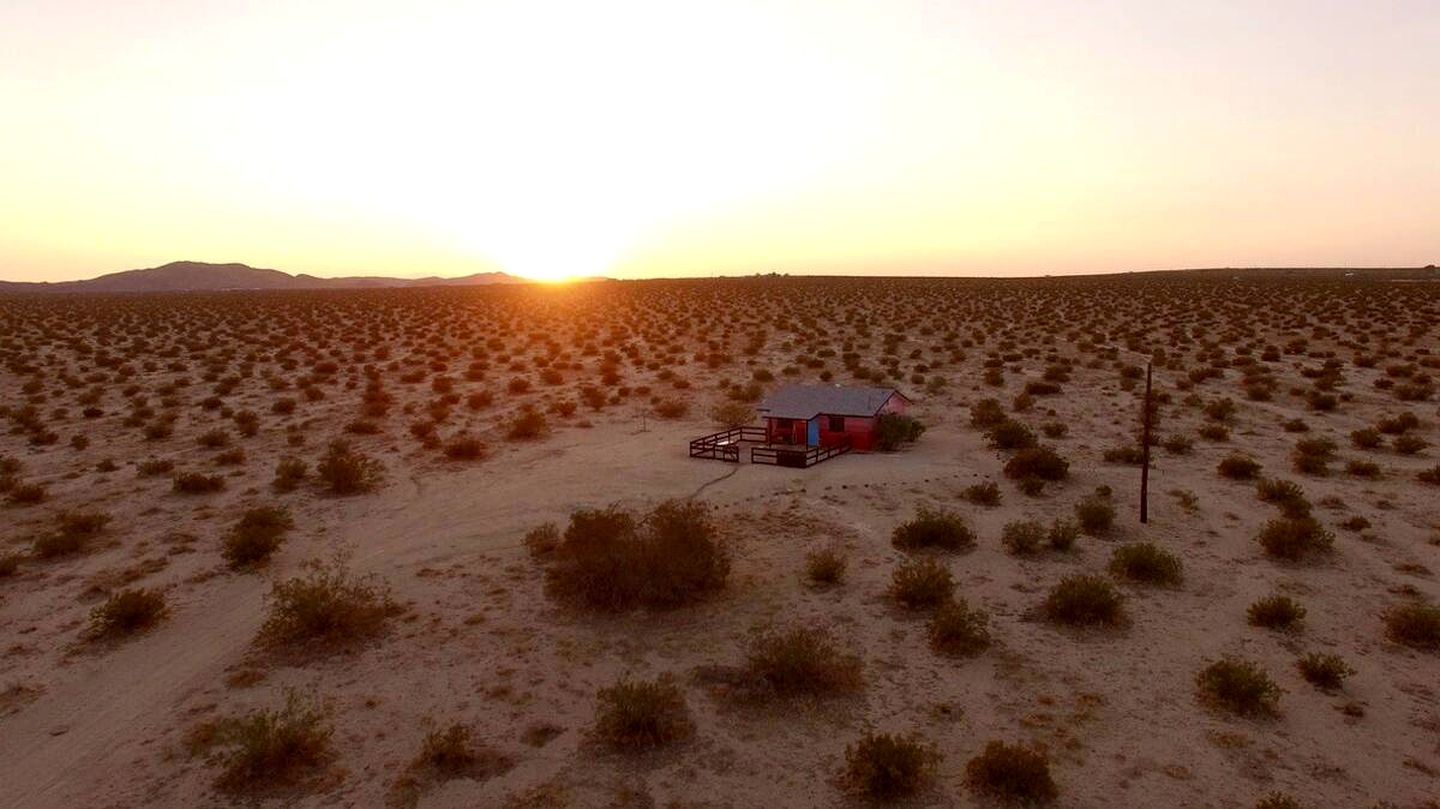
[807,417,820,446]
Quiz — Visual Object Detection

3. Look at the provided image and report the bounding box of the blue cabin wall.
[807,417,821,446]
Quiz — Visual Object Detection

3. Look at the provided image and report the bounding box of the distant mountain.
[0,261,540,293]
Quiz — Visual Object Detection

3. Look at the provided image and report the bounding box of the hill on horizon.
[0,261,538,293]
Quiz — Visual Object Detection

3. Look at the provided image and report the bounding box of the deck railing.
[688,426,768,462]
[750,436,852,468]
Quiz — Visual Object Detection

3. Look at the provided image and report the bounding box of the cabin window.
[828,415,845,432]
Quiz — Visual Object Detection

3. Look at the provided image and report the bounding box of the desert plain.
[1,271,1438,808]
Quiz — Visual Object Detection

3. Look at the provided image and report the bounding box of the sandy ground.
[1,276,1438,808]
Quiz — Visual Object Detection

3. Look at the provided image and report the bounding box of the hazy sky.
[3,1,1437,282]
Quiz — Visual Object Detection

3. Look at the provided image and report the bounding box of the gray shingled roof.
[756,385,906,420]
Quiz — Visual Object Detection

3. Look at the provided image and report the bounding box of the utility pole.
[1140,360,1153,524]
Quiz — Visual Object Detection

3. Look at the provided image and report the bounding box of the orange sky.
[2,1,1437,282]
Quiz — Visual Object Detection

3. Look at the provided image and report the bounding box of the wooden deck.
[688,427,851,468]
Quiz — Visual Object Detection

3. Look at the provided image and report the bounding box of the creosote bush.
[1002,445,1070,490]
[1001,520,1046,556]
[1257,517,1334,561]
[1196,658,1281,717]
[1109,542,1183,586]
[87,587,168,639]
[891,507,975,552]
[1248,594,1305,630]
[1296,653,1352,691]
[593,676,694,750]
[964,741,1058,804]
[961,481,1001,506]
[442,433,486,460]
[1384,601,1440,651]
[745,626,863,697]
[258,562,397,648]
[889,557,955,609]
[805,547,847,586]
[874,412,925,451]
[843,732,939,801]
[1074,496,1115,535]
[1218,453,1263,480]
[1255,479,1311,518]
[173,471,225,494]
[213,690,334,793]
[223,506,294,569]
[272,458,308,492]
[316,440,383,495]
[537,500,728,611]
[411,722,513,783]
[1042,574,1124,627]
[928,599,991,657]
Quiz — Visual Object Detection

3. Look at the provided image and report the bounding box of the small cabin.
[756,385,911,452]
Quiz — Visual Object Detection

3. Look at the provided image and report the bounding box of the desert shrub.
[1074,496,1115,535]
[506,408,547,440]
[1217,454,1262,480]
[1281,418,1309,433]
[173,471,225,494]
[928,599,991,657]
[1345,459,1381,478]
[1198,424,1230,442]
[961,481,1001,506]
[7,482,47,505]
[891,508,975,552]
[1248,595,1305,630]
[1109,542,1183,585]
[653,398,689,419]
[969,398,1007,429]
[137,458,175,477]
[412,722,512,782]
[1296,653,1352,691]
[964,741,1058,804]
[874,413,925,451]
[542,500,728,611]
[258,563,397,647]
[1001,520,1046,555]
[1384,601,1440,651]
[1043,574,1123,627]
[223,506,293,569]
[1394,434,1429,455]
[1419,465,1440,485]
[1257,517,1334,561]
[1292,437,1337,476]
[272,458,308,492]
[443,433,486,460]
[1255,479,1311,517]
[745,626,863,697]
[1350,428,1383,449]
[593,676,694,750]
[889,557,954,609]
[522,522,560,557]
[1047,519,1079,551]
[1102,445,1144,464]
[88,587,168,639]
[843,732,939,801]
[805,547,847,586]
[988,419,1037,450]
[709,401,754,428]
[197,428,232,448]
[214,691,333,792]
[1162,434,1194,455]
[33,510,112,558]
[0,552,20,577]
[1003,446,1069,485]
[316,440,383,495]
[1195,658,1281,717]
[1254,794,1308,809]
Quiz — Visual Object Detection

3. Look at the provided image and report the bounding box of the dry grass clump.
[805,547,847,586]
[592,676,694,750]
[961,480,1001,506]
[1257,517,1334,561]
[315,440,383,495]
[536,500,728,611]
[1000,520,1046,555]
[257,562,397,648]
[34,511,111,558]
[745,626,863,697]
[891,507,975,552]
[442,433,486,460]
[1042,574,1124,627]
[1248,594,1306,630]
[1196,658,1280,717]
[928,599,991,657]
[6,481,48,505]
[889,557,954,609]
[963,741,1058,804]
[1218,453,1263,480]
[223,506,293,569]
[412,723,512,780]
[173,471,225,494]
[842,732,940,801]
[1384,601,1440,651]
[211,690,334,793]
[521,522,560,557]
[1296,653,1353,691]
[87,587,168,639]
[1254,794,1309,809]
[1418,464,1440,485]
[1109,542,1183,586]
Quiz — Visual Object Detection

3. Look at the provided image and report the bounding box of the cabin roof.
[757,385,907,420]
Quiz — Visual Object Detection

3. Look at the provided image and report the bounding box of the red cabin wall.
[818,414,876,451]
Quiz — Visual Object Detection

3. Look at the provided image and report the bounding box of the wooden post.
[1140,361,1152,524]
